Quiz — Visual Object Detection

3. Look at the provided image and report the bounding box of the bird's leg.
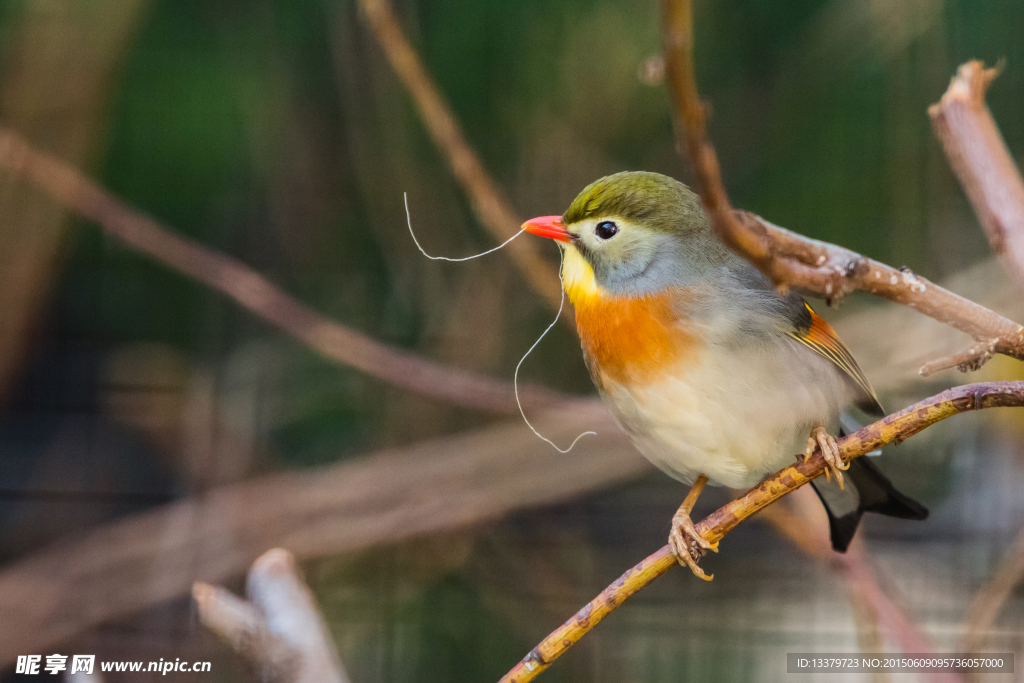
[668,474,718,581]
[805,424,847,489]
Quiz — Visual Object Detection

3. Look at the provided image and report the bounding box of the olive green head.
[559,171,731,295]
[563,171,704,229]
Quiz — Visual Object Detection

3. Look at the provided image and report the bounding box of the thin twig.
[497,382,1024,683]
[834,257,1022,393]
[919,339,997,377]
[930,61,1024,296]
[661,0,1024,373]
[0,125,567,415]
[356,0,561,309]
[746,213,1024,364]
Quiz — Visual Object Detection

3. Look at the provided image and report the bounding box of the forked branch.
[497,6,1024,682]
[498,382,1024,683]
[661,0,1024,375]
[195,548,348,683]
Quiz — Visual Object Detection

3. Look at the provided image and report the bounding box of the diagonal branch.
[356,0,562,309]
[661,0,1024,375]
[0,125,568,415]
[930,61,1024,296]
[497,382,1024,683]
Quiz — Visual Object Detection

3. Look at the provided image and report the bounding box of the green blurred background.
[1,0,1024,680]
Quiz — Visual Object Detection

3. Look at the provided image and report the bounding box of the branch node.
[846,256,869,278]
[666,44,1024,365]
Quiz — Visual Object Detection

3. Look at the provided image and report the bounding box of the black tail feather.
[810,456,927,552]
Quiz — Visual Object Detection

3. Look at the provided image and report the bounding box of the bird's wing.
[788,301,884,416]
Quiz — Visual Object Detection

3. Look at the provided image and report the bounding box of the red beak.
[522,215,571,243]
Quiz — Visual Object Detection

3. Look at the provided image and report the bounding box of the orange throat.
[561,248,695,387]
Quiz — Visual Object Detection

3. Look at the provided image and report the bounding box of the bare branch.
[193,582,299,682]
[747,213,1024,365]
[930,61,1024,294]
[195,548,348,683]
[0,400,643,664]
[919,339,996,377]
[660,0,1024,371]
[355,0,561,309]
[0,125,567,415]
[830,257,1022,394]
[4,273,1013,663]
[498,382,1024,683]
[247,549,348,683]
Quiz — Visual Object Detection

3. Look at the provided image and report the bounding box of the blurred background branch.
[0,0,150,406]
[1,1,1023,680]
[0,400,641,663]
[759,489,964,683]
[0,253,1015,667]
[962,526,1024,655]
[0,125,567,415]
[356,0,561,309]
[195,548,349,683]
[0,246,1015,670]
[930,61,1024,297]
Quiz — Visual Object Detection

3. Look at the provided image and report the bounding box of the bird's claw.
[805,425,847,489]
[669,510,716,581]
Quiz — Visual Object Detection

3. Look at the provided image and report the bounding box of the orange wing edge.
[788,303,884,417]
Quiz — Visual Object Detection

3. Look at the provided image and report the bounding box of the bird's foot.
[805,424,847,489]
[668,509,717,581]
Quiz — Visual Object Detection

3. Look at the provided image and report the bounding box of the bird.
[521,171,927,579]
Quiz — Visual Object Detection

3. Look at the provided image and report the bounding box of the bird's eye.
[595,220,618,240]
